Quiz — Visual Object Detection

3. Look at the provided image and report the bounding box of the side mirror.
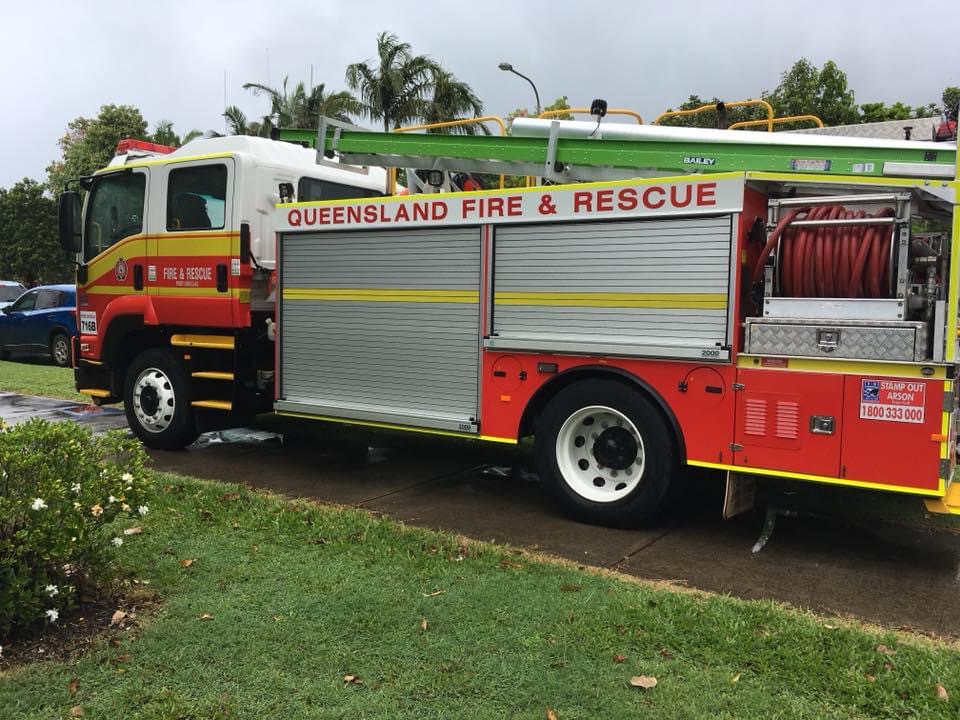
[58,191,82,253]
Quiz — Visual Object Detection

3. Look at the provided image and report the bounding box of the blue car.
[0,284,77,367]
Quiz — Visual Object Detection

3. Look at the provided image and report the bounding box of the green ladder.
[274,117,958,183]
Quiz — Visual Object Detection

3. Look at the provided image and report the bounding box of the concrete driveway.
[4,392,959,637]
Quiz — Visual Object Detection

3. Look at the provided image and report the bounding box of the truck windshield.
[83,172,146,263]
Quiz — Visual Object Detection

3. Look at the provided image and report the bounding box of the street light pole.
[498,62,541,116]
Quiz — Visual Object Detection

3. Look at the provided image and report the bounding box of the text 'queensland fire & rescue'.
[285,180,725,230]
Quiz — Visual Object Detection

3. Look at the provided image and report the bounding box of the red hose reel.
[753,205,896,299]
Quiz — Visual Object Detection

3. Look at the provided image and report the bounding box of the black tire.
[124,348,198,450]
[534,379,675,528]
[50,332,72,367]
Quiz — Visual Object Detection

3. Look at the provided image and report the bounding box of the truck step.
[924,481,960,515]
[78,388,111,398]
[191,371,234,381]
[191,400,233,411]
[171,334,235,350]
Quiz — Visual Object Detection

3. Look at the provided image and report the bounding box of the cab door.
[149,159,236,327]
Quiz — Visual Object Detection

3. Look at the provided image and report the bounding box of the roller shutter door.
[277,226,481,432]
[489,216,733,360]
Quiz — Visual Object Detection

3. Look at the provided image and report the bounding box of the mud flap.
[722,472,756,520]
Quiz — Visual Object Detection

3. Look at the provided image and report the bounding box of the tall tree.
[346,32,440,131]
[223,105,262,136]
[243,77,361,132]
[423,69,486,134]
[0,179,71,285]
[150,119,203,147]
[943,87,960,122]
[46,104,149,194]
[763,59,859,126]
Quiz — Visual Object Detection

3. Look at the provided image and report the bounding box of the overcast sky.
[2,0,956,189]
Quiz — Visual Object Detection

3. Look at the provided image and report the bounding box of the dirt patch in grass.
[0,586,160,669]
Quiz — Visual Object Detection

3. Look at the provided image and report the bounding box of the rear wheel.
[50,332,71,367]
[124,348,198,449]
[535,379,675,527]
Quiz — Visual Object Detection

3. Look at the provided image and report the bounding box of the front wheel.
[50,333,71,367]
[534,379,675,527]
[124,348,198,449]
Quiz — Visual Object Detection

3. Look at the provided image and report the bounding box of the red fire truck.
[59,115,960,526]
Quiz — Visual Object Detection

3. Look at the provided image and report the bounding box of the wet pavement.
[0,391,127,434]
[3,391,960,637]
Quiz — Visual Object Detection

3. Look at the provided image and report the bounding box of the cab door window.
[167,164,228,231]
[83,172,147,263]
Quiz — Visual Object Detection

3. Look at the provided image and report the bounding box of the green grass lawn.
[2,473,957,719]
[0,359,84,402]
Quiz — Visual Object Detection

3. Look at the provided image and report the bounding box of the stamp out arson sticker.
[859,379,925,424]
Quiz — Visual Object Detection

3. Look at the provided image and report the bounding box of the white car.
[0,281,25,311]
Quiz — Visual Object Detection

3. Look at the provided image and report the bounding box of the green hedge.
[0,420,150,637]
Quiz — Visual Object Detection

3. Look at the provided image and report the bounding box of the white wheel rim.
[133,367,176,433]
[555,405,645,503]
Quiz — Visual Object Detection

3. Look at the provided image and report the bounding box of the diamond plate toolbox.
[745,317,927,361]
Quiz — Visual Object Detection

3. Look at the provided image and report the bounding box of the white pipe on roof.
[509,118,948,152]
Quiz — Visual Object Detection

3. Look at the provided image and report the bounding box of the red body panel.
[840,375,942,490]
[480,351,737,465]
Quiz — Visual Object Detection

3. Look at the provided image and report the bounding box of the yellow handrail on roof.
[538,108,644,124]
[729,114,824,131]
[653,99,774,131]
[390,116,508,194]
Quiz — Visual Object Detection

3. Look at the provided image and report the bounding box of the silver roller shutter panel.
[278,226,482,432]
[489,216,733,360]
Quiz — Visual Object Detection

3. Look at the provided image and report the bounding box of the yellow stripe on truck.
[281,288,726,309]
[495,291,727,309]
[283,288,480,303]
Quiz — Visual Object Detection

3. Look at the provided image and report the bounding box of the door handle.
[133,264,144,291]
[216,263,228,293]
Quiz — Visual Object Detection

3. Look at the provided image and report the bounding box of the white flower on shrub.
[122,472,134,483]
[121,503,131,512]
[71,483,81,493]
[45,609,59,622]
[138,505,149,516]
[90,504,103,517]
[45,584,59,597]
[108,495,117,504]
[111,537,123,547]
[31,498,47,511]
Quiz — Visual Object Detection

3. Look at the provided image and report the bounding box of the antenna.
[223,71,227,135]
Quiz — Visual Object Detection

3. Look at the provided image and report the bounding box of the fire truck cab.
[58,136,386,447]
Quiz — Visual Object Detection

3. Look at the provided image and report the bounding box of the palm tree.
[243,76,309,133]
[222,105,265,136]
[305,84,364,125]
[423,69,488,134]
[243,77,362,132]
[346,32,440,131]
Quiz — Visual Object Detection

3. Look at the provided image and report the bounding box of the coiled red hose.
[752,205,896,298]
